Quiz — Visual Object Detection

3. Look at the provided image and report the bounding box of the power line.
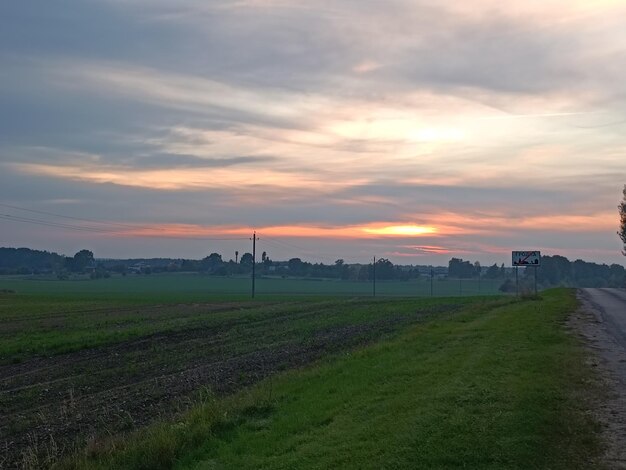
[0,213,248,241]
[0,214,116,233]
[0,203,137,230]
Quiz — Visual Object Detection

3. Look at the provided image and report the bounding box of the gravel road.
[583,288,626,348]
[576,288,626,469]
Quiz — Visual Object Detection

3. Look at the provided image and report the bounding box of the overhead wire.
[1,204,355,255]
[0,214,117,233]
[0,203,139,230]
[0,211,248,241]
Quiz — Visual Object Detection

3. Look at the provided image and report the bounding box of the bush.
[499,279,516,293]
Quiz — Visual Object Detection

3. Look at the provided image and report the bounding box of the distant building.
[129,262,151,274]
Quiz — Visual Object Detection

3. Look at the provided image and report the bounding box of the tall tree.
[201,253,223,271]
[484,263,500,279]
[374,258,396,280]
[67,249,94,273]
[448,258,476,278]
[617,184,626,256]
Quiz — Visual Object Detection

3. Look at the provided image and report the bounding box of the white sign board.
[512,251,541,266]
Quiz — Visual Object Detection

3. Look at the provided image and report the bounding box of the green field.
[0,284,602,469]
[0,272,503,299]
[53,289,600,470]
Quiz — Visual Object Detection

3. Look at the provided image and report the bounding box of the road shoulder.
[572,290,626,469]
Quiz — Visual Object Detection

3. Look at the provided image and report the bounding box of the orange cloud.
[362,225,437,236]
[423,211,616,234]
[100,222,442,240]
[85,210,614,243]
[11,163,368,193]
[385,245,454,257]
[401,245,453,254]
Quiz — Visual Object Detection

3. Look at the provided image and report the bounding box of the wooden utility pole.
[373,256,376,297]
[251,232,256,298]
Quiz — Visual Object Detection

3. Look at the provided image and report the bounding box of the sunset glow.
[362,225,438,236]
[106,223,439,240]
[1,1,625,264]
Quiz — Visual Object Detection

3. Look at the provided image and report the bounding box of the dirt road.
[576,288,626,468]
[583,288,626,347]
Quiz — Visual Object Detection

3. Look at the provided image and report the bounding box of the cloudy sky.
[1,0,625,265]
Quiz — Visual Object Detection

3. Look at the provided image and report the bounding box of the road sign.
[512,251,541,266]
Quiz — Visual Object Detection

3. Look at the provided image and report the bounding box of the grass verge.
[58,289,600,470]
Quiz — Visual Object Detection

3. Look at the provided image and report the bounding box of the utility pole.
[372,256,376,297]
[251,232,256,298]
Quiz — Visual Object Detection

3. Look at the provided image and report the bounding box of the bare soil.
[0,300,450,469]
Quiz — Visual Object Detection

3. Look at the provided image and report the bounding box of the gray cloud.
[1,1,625,264]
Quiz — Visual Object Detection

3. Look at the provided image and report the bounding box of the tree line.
[524,254,626,289]
[1,247,625,288]
[0,248,422,280]
[108,254,422,281]
[449,255,626,290]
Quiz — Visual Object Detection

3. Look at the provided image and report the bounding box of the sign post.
[512,251,541,296]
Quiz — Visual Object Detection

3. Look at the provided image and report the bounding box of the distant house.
[268,261,290,272]
[84,262,97,274]
[129,262,150,274]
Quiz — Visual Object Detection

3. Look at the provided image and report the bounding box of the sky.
[1,0,625,266]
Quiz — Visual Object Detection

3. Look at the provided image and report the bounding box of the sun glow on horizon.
[101,222,441,240]
[362,225,438,236]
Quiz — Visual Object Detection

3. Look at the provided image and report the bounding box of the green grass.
[0,272,502,363]
[0,292,483,363]
[0,272,503,299]
[59,289,601,470]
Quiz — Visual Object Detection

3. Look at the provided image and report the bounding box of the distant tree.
[610,264,626,287]
[540,255,572,286]
[335,259,350,280]
[0,247,65,274]
[181,259,199,271]
[448,258,476,278]
[617,184,626,256]
[484,263,500,279]
[66,249,94,273]
[499,279,515,293]
[201,253,223,272]
[527,254,625,288]
[240,252,253,265]
[374,258,396,280]
[288,258,304,275]
[474,261,481,277]
[357,264,370,281]
[261,251,267,263]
